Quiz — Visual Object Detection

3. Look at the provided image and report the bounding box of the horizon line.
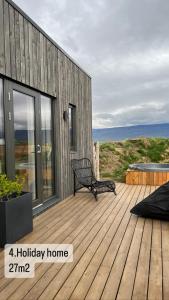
[93,122,169,130]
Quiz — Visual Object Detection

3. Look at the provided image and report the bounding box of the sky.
[14,0,169,128]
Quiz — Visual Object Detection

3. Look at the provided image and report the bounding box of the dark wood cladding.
[0,0,92,200]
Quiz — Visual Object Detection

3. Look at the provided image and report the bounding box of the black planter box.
[0,192,33,248]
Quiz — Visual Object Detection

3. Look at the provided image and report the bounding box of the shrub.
[137,148,146,156]
[101,172,113,178]
[100,143,115,152]
[146,139,168,162]
[113,162,129,182]
[0,174,24,201]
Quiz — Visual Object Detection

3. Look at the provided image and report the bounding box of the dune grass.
[99,138,169,182]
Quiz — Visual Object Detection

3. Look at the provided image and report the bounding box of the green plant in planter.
[0,175,32,247]
[0,174,24,201]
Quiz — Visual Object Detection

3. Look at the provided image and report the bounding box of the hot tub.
[126,163,169,186]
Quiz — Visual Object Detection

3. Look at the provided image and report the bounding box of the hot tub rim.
[129,163,169,172]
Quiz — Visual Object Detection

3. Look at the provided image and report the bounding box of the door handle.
[37,144,41,154]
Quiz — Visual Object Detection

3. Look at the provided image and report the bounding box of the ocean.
[93,123,169,141]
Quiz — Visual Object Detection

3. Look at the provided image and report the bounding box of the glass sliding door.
[13,90,36,200]
[41,95,54,199]
[0,79,5,173]
[4,80,55,207]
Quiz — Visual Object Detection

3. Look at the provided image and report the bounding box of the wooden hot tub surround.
[126,163,169,186]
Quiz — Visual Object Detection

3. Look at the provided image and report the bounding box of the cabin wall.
[0,0,92,200]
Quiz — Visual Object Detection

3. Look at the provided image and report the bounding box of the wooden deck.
[0,183,169,300]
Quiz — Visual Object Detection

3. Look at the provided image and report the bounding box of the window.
[41,95,54,199]
[69,104,76,151]
[0,79,5,173]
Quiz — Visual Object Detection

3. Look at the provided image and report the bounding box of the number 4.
[9,248,14,257]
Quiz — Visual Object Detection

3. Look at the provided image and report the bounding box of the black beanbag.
[130,181,169,220]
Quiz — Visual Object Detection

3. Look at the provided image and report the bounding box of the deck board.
[0,183,168,300]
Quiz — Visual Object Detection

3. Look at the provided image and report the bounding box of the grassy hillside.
[99,138,169,182]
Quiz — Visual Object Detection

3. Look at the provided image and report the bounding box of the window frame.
[0,77,5,174]
[69,104,77,152]
[2,78,58,207]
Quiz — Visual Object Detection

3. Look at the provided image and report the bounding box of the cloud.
[93,102,169,128]
[14,0,169,128]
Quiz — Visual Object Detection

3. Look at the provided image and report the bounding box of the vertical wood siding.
[0,0,92,200]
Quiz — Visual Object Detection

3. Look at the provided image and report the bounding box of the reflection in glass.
[0,79,5,173]
[41,95,54,199]
[13,91,36,199]
[69,104,76,150]
[69,106,73,149]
